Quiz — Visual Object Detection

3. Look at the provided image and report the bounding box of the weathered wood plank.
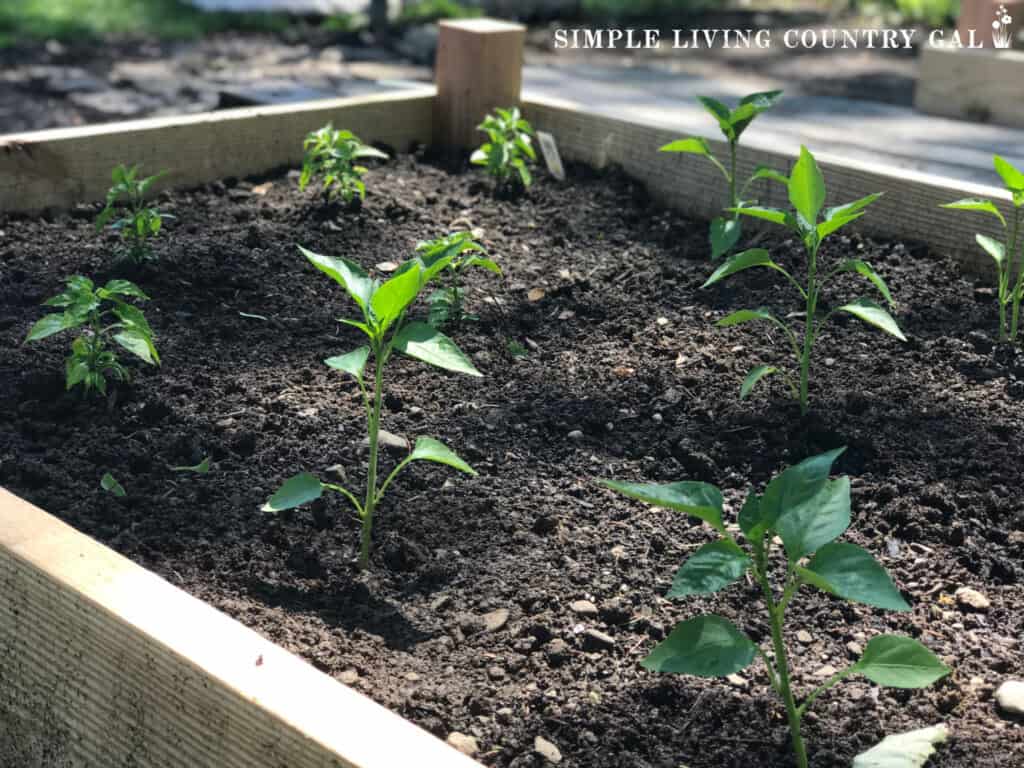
[916,46,1024,130]
[0,487,481,768]
[522,95,1013,274]
[0,89,436,214]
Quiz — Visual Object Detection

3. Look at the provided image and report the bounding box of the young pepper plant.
[300,124,389,205]
[941,155,1024,342]
[471,107,536,192]
[263,247,480,570]
[601,448,949,768]
[415,230,502,327]
[96,164,173,263]
[660,91,786,259]
[705,146,905,415]
[24,276,160,395]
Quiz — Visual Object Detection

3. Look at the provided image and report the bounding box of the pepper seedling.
[942,155,1024,342]
[660,91,785,260]
[706,145,904,415]
[96,164,173,263]
[601,448,949,768]
[25,276,160,396]
[264,247,480,570]
[471,107,537,192]
[300,124,388,205]
[415,230,501,327]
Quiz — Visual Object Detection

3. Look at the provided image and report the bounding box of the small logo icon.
[993,5,1014,48]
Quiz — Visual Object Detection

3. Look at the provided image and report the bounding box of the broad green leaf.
[668,540,750,598]
[817,211,864,240]
[697,96,735,139]
[299,245,376,312]
[172,457,211,474]
[837,260,895,307]
[730,90,782,139]
[776,477,851,561]
[101,472,126,497]
[263,472,323,512]
[101,279,149,300]
[464,255,502,275]
[408,437,477,475]
[824,193,882,222]
[710,217,742,260]
[853,724,949,768]
[601,479,724,531]
[788,146,826,226]
[976,234,1006,268]
[731,205,792,228]
[758,448,845,538]
[940,198,1006,228]
[749,165,789,185]
[642,615,756,677]
[113,329,160,365]
[702,249,779,288]
[393,322,481,377]
[994,155,1024,192]
[717,308,780,329]
[371,263,422,332]
[803,542,909,611]
[737,490,763,538]
[25,313,71,342]
[838,298,907,342]
[852,636,950,689]
[659,137,712,156]
[66,360,90,389]
[324,346,370,381]
[740,364,778,399]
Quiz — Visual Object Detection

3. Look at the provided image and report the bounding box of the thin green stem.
[799,242,819,416]
[729,142,738,212]
[359,347,385,570]
[798,666,855,718]
[1007,207,1023,340]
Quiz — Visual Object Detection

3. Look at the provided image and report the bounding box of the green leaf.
[408,437,477,475]
[703,248,782,288]
[393,321,481,377]
[758,448,845,539]
[853,724,949,768]
[749,165,789,186]
[113,329,159,365]
[788,146,826,226]
[852,636,950,689]
[710,217,742,260]
[263,472,323,513]
[817,211,865,240]
[731,205,792,228]
[464,255,502,276]
[737,490,763,538]
[667,540,751,598]
[172,457,211,474]
[659,137,712,156]
[325,347,370,381]
[25,313,71,342]
[803,542,909,611]
[976,234,1006,269]
[717,308,780,329]
[838,298,907,342]
[740,364,778,399]
[600,479,724,531]
[940,198,1006,228]
[101,279,149,300]
[836,260,895,307]
[994,155,1024,192]
[642,615,756,677]
[371,263,423,332]
[101,472,126,497]
[697,96,735,140]
[299,245,376,313]
[776,477,851,561]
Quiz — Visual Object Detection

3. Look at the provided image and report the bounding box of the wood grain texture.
[0,90,436,215]
[0,487,482,768]
[435,18,525,152]
[916,45,1024,130]
[522,95,1013,275]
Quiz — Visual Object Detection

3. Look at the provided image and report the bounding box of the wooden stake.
[435,18,526,156]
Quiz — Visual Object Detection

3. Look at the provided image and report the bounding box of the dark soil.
[1,155,1022,768]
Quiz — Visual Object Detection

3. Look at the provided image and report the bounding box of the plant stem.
[359,350,385,570]
[768,601,809,768]
[1007,208,1023,340]
[729,142,738,212]
[798,243,819,416]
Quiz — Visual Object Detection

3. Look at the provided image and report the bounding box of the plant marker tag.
[537,131,566,182]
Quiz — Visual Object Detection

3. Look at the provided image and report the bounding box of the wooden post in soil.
[435,18,526,159]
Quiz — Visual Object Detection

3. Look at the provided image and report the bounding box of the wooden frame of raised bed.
[0,17,1015,768]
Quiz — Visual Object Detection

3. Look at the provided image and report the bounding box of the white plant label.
[537,131,566,182]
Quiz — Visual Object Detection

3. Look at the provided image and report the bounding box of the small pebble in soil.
[569,599,598,617]
[567,430,583,441]
[796,630,813,645]
[534,735,563,764]
[995,681,1024,716]
[482,608,510,632]
[446,732,479,757]
[582,628,615,651]
[955,586,991,612]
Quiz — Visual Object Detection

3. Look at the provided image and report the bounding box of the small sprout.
[507,339,529,358]
[661,91,784,260]
[471,107,536,192]
[601,449,949,768]
[941,154,1024,342]
[299,124,388,205]
[707,146,903,415]
[414,230,501,328]
[96,164,173,264]
[101,472,126,497]
[172,457,211,474]
[263,245,480,570]
[25,276,160,397]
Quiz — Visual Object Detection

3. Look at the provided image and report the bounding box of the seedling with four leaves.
[300,124,389,205]
[25,276,160,396]
[263,247,481,570]
[96,164,173,264]
[415,230,502,327]
[706,146,905,415]
[942,155,1024,342]
[660,91,786,259]
[602,448,949,768]
[471,107,536,191]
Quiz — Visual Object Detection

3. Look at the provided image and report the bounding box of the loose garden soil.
[1,153,1022,767]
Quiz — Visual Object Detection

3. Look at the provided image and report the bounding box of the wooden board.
[916,45,1024,130]
[0,89,436,215]
[0,487,482,768]
[522,95,1013,274]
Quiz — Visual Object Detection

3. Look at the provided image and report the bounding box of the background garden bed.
[2,155,1022,767]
